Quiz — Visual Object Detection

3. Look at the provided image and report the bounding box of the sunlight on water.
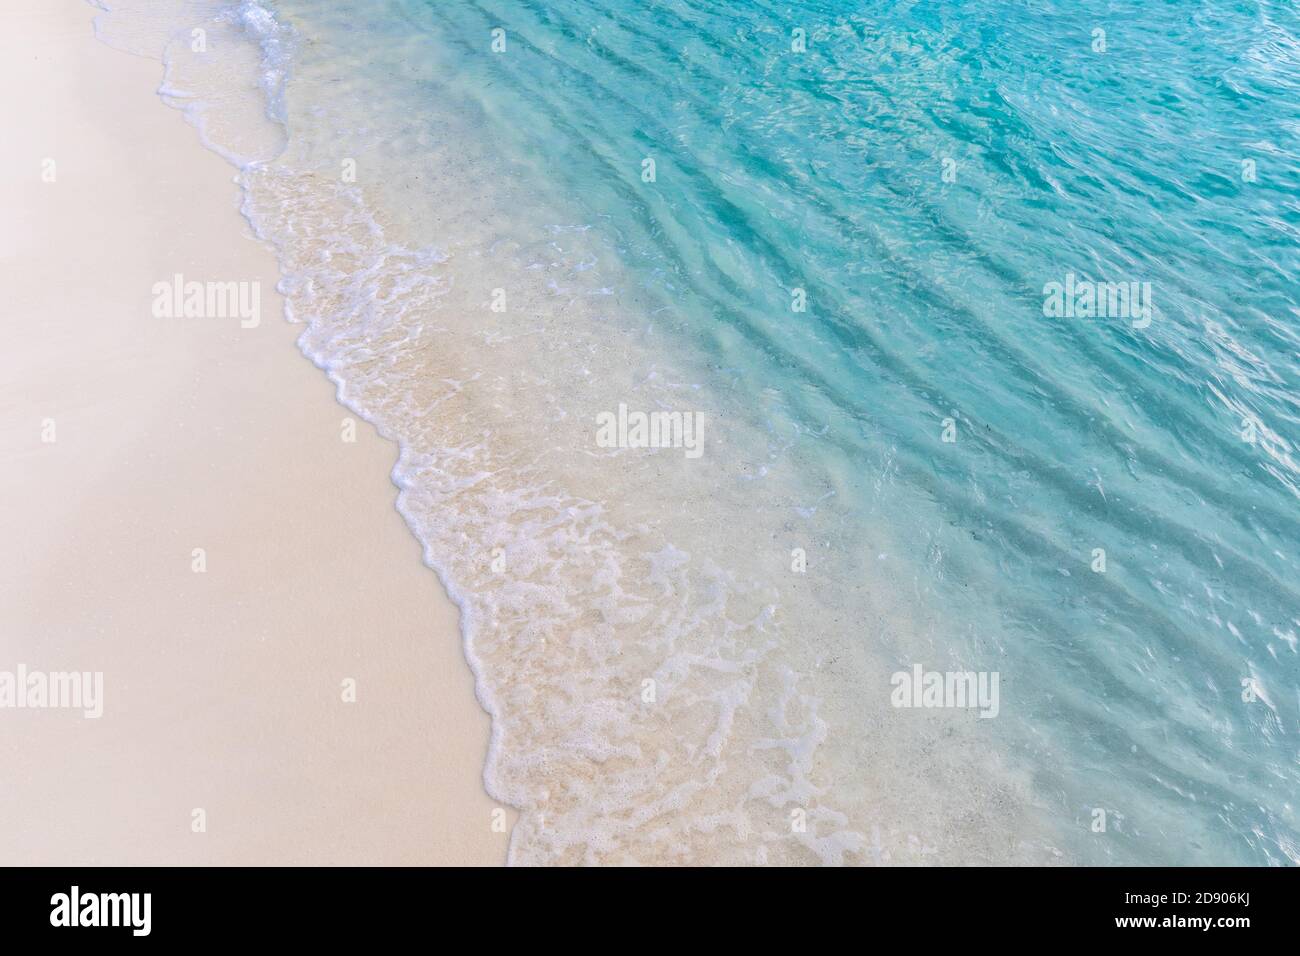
[90,0,1300,864]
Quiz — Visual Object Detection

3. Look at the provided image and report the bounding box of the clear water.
[91,0,1300,864]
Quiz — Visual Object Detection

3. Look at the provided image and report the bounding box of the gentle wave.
[90,0,1300,864]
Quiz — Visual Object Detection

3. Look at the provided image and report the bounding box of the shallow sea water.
[91,0,1300,865]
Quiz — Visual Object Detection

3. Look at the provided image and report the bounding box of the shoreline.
[0,0,508,865]
[8,0,1286,868]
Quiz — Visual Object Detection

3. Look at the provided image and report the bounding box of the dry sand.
[0,0,509,865]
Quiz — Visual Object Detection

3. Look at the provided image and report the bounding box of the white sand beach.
[0,0,508,865]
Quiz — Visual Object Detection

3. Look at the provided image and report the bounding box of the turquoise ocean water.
[93,0,1299,864]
